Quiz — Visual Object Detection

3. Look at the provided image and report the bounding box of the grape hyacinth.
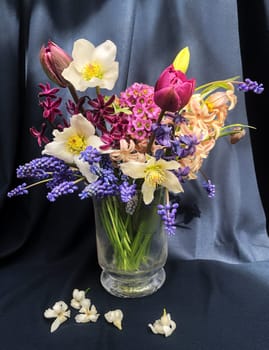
[202,179,216,198]
[79,146,101,164]
[157,202,179,235]
[119,180,137,203]
[7,183,29,198]
[47,181,79,202]
[238,78,264,94]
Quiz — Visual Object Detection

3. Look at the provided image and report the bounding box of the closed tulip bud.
[154,65,195,112]
[230,127,246,144]
[40,41,72,87]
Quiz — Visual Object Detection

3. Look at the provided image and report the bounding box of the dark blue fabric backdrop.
[0,1,269,349]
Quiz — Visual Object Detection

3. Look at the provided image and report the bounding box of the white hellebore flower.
[148,309,176,337]
[62,38,119,91]
[75,298,100,323]
[42,114,103,183]
[104,309,123,330]
[120,156,183,205]
[44,301,71,333]
[70,288,86,310]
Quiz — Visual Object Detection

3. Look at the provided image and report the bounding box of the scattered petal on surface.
[44,301,71,333]
[104,309,123,330]
[75,298,100,323]
[148,309,176,337]
[70,288,86,310]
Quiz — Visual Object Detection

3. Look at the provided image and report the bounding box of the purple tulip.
[154,64,195,112]
[40,41,72,87]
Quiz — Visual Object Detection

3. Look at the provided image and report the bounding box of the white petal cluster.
[148,309,176,337]
[75,298,100,323]
[44,301,71,333]
[104,309,123,330]
[70,288,86,310]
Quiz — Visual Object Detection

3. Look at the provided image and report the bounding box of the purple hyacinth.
[7,183,29,198]
[152,123,173,147]
[157,202,179,235]
[171,134,199,158]
[238,78,264,94]
[46,181,79,202]
[203,179,216,198]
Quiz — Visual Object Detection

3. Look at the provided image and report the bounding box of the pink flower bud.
[40,41,72,87]
[154,65,195,112]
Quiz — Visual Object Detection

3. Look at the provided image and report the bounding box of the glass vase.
[93,189,167,298]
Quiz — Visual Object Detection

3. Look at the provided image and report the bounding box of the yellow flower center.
[82,62,104,81]
[144,165,166,186]
[205,101,214,112]
[66,134,87,154]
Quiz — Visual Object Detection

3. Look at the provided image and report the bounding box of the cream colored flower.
[42,114,103,173]
[148,309,176,337]
[110,139,145,163]
[75,299,99,323]
[44,301,71,333]
[120,156,183,204]
[62,38,119,91]
[104,309,123,330]
[70,288,86,310]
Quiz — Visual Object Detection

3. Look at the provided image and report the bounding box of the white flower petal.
[163,171,183,193]
[141,181,155,205]
[50,318,62,333]
[74,157,98,183]
[44,308,57,319]
[104,309,123,330]
[72,39,95,69]
[120,161,147,179]
[75,313,90,323]
[92,40,117,66]
[70,114,95,137]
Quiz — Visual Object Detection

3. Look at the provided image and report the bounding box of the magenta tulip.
[40,41,72,87]
[154,64,195,112]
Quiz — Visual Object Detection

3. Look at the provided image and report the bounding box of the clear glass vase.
[93,189,167,298]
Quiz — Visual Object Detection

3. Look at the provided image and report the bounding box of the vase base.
[100,268,166,298]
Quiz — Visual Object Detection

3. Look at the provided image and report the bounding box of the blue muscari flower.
[7,183,28,197]
[119,180,137,203]
[79,161,119,199]
[16,156,69,179]
[157,202,179,235]
[47,181,79,202]
[46,167,78,190]
[203,179,216,198]
[238,78,264,94]
[79,146,101,164]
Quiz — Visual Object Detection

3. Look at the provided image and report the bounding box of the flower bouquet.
[8,38,263,297]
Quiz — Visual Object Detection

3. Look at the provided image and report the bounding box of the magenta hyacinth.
[154,64,195,112]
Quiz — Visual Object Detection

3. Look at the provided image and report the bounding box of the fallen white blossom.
[75,298,100,323]
[104,309,123,330]
[44,301,71,333]
[148,309,176,337]
[70,288,86,310]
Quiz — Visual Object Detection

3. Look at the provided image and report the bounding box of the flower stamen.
[82,62,104,81]
[66,134,87,154]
